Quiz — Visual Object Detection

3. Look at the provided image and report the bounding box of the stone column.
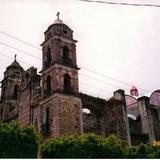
[138,96,155,142]
[114,89,131,146]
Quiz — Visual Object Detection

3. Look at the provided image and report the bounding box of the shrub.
[0,121,40,158]
[126,143,160,159]
[103,134,125,158]
[40,133,126,158]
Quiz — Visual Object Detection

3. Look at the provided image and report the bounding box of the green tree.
[40,133,126,158]
[41,133,160,158]
[0,120,40,158]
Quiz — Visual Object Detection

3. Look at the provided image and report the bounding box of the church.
[0,13,160,146]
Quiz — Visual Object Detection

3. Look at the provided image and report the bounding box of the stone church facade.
[0,14,160,145]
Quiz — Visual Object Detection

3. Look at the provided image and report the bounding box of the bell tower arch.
[39,13,83,137]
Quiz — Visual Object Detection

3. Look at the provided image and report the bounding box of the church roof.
[44,12,73,34]
[6,55,24,71]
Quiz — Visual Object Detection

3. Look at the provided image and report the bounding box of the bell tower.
[40,12,79,96]
[39,13,83,137]
[0,55,24,121]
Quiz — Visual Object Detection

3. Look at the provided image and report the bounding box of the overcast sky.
[0,0,160,99]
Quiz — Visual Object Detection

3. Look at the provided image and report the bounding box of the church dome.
[7,60,23,71]
[46,12,72,31]
[1,55,24,83]
[6,55,24,72]
[130,86,139,97]
[42,12,74,44]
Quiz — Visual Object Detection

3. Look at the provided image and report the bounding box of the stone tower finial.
[14,54,17,62]
[56,12,60,20]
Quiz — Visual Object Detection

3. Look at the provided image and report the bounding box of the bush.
[126,143,151,158]
[126,143,160,158]
[0,121,40,158]
[149,141,160,158]
[103,134,126,158]
[40,133,126,158]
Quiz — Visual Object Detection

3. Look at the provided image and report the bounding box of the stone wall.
[106,90,131,145]
[147,106,160,140]
[79,91,131,145]
[39,93,83,137]
[18,87,31,126]
[79,93,106,136]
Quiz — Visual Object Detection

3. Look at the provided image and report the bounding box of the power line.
[0,51,116,94]
[0,42,41,60]
[80,82,112,93]
[0,53,111,96]
[0,38,150,93]
[0,53,114,94]
[0,29,150,93]
[80,0,160,8]
[80,66,150,93]
[0,52,148,97]
[0,52,41,69]
[0,52,122,93]
[0,30,41,50]
[80,73,130,92]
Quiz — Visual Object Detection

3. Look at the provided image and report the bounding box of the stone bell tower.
[39,13,83,137]
[0,55,24,121]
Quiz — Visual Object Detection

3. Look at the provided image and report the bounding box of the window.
[63,74,72,93]
[46,107,49,125]
[63,29,67,34]
[42,107,50,135]
[13,85,18,99]
[15,71,20,74]
[62,46,69,59]
[25,73,29,81]
[44,47,52,68]
[46,48,52,64]
[62,46,73,65]
[46,76,52,95]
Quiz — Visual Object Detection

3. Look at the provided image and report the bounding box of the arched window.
[45,107,50,134]
[46,48,52,64]
[82,108,97,133]
[62,46,69,59]
[42,107,50,135]
[45,107,49,125]
[63,74,72,93]
[25,72,29,82]
[46,76,52,95]
[13,85,18,99]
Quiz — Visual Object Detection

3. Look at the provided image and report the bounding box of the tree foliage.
[40,133,125,158]
[0,120,40,158]
[41,133,160,158]
[0,121,160,159]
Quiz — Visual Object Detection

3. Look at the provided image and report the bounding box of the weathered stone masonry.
[1,14,160,145]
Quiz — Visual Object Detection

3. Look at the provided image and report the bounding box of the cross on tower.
[14,54,17,62]
[56,12,60,20]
